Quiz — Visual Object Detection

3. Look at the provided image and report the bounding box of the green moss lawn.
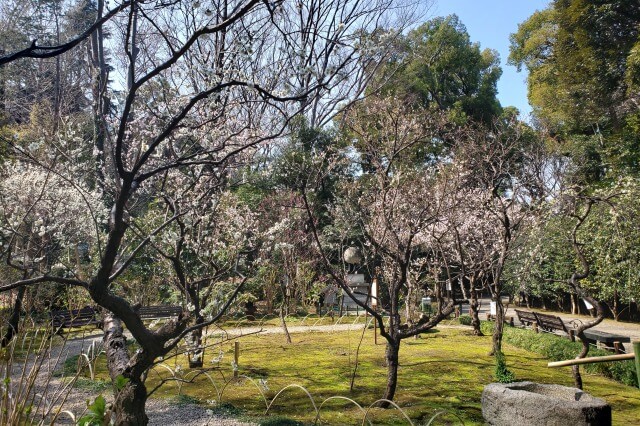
[82,323,640,425]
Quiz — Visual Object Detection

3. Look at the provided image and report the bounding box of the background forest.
[0,0,639,424]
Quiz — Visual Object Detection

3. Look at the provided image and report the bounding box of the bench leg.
[614,341,622,354]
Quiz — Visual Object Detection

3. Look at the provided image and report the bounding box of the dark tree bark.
[490,294,505,356]
[89,0,110,189]
[382,339,400,402]
[469,276,483,336]
[1,286,26,347]
[279,303,292,344]
[564,198,607,389]
[103,313,150,425]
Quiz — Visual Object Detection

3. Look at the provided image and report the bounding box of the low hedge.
[481,322,638,388]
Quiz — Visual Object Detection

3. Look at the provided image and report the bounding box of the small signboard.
[371,278,378,307]
[343,274,371,311]
[490,301,497,316]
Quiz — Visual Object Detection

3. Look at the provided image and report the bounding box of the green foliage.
[59,354,80,377]
[259,416,305,426]
[207,402,243,417]
[510,0,640,189]
[508,179,640,315]
[383,14,502,123]
[75,378,111,392]
[494,351,516,383]
[510,0,640,131]
[485,322,639,388]
[172,394,202,406]
[114,375,129,391]
[458,315,472,326]
[77,395,107,426]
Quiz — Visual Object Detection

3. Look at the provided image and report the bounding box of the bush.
[458,315,472,326]
[483,322,638,388]
[495,351,516,383]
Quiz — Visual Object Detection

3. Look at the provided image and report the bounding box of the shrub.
[495,351,516,383]
[458,315,472,326]
[483,322,638,388]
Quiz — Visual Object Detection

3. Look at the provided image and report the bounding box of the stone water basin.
[482,381,611,425]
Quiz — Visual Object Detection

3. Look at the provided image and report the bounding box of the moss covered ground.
[78,321,640,425]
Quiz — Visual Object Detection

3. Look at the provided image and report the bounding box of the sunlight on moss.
[81,325,640,425]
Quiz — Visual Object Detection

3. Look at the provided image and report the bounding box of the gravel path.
[8,331,257,426]
[9,322,369,425]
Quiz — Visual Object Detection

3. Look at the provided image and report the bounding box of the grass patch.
[208,402,244,417]
[156,328,640,424]
[257,416,305,426]
[458,315,472,326]
[83,324,640,425]
[54,354,80,377]
[172,394,202,406]
[74,377,111,392]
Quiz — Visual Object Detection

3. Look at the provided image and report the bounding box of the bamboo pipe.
[547,353,634,368]
[548,341,640,387]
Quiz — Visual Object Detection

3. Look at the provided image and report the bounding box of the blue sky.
[428,0,551,119]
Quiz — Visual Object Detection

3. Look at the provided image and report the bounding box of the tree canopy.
[383,14,503,124]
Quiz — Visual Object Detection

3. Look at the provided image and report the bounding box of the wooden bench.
[515,310,582,339]
[514,309,538,328]
[582,329,630,353]
[50,306,100,331]
[534,312,573,335]
[137,305,182,320]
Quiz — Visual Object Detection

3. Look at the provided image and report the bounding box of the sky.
[428,0,552,119]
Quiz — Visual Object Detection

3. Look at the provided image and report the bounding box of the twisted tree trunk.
[103,313,149,425]
[381,339,400,404]
[490,295,505,356]
[187,327,204,368]
[571,295,604,390]
[1,286,26,347]
[279,304,292,344]
[469,277,482,336]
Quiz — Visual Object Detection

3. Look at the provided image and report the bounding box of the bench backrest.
[51,307,95,319]
[514,309,538,323]
[138,305,182,319]
[51,307,97,327]
[534,312,568,333]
